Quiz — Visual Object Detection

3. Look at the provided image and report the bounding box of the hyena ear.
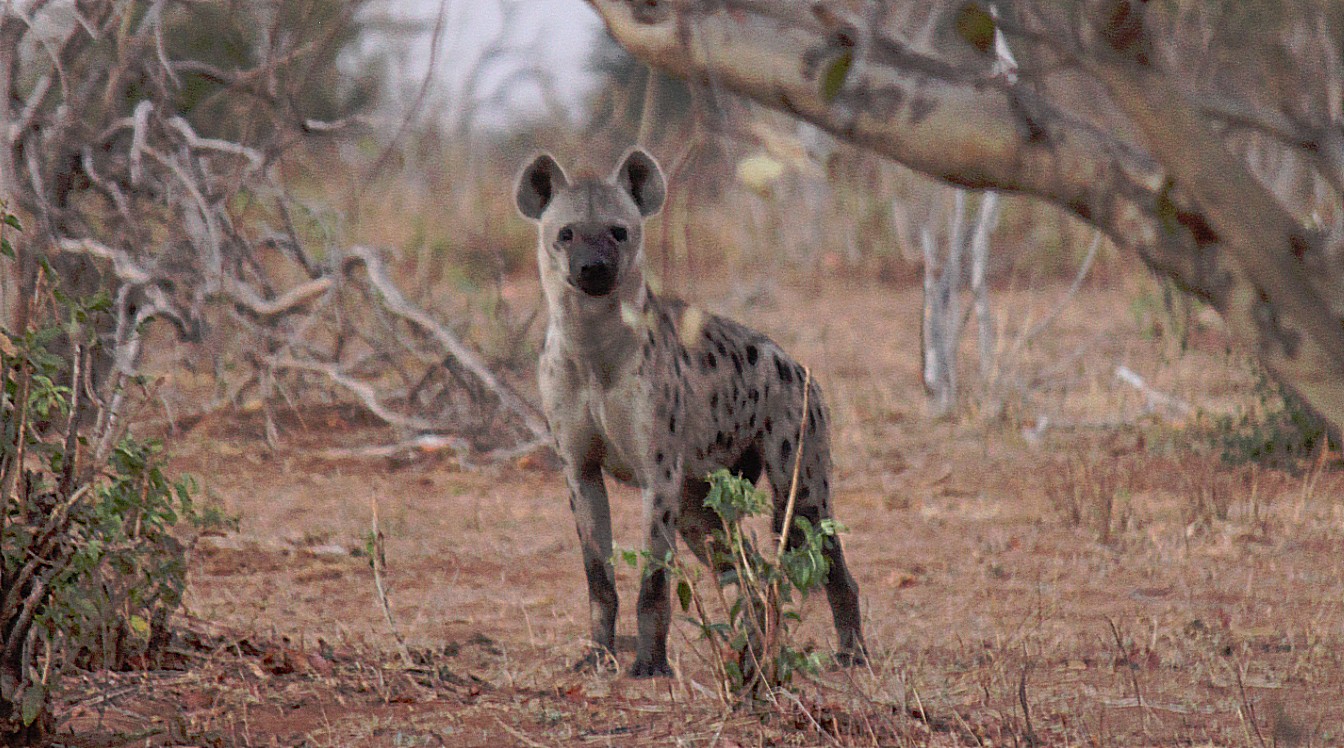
[516,152,569,221]
[612,147,666,218]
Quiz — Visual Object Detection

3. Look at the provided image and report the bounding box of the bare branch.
[272,357,437,433]
[222,276,334,319]
[55,238,152,285]
[345,246,550,442]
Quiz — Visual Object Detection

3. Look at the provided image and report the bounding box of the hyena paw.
[627,657,673,679]
[572,647,619,673]
[834,645,868,668]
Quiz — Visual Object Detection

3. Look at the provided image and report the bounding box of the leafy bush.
[618,469,842,702]
[1,209,216,743]
[1205,366,1331,467]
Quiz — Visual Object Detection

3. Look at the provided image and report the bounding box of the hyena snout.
[559,222,628,296]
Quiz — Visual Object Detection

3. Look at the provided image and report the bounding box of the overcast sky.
[381,0,606,130]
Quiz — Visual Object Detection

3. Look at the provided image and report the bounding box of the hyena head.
[515,148,665,300]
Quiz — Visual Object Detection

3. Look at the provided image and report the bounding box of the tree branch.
[589,0,1344,433]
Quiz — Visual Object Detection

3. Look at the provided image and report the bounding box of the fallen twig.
[369,496,413,668]
[1114,364,1193,417]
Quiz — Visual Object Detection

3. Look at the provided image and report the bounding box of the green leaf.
[21,684,46,726]
[677,579,692,612]
[0,237,13,259]
[822,50,854,103]
[3,213,20,230]
[128,613,152,640]
[954,2,996,55]
[1155,178,1181,235]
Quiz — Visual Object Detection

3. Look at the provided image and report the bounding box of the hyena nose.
[574,258,616,296]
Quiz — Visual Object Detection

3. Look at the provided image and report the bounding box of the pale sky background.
[376,0,606,130]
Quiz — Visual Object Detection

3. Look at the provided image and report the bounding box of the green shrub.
[1205,366,1330,467]
[1,207,217,743]
[618,469,841,702]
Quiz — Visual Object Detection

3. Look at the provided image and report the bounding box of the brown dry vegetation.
[47,259,1344,746]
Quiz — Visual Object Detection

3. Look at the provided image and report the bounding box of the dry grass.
[46,266,1344,746]
[40,139,1344,746]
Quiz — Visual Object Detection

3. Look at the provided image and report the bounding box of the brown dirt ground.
[54,274,1344,747]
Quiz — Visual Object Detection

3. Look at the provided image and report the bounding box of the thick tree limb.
[588,0,1221,301]
[588,0,1344,433]
[1090,52,1344,426]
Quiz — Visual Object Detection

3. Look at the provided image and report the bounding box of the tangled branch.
[1,0,546,462]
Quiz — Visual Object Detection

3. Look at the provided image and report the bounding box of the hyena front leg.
[630,464,683,678]
[566,459,618,671]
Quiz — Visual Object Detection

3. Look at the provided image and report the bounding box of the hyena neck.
[546,271,649,376]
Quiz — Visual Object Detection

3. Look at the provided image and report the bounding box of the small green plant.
[1204,366,1331,467]
[1,207,215,743]
[1128,277,1195,355]
[617,469,841,702]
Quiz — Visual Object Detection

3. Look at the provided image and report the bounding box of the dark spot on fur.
[656,451,665,464]
[733,448,762,483]
[749,388,759,402]
[732,353,742,375]
[715,340,727,358]
[645,565,668,596]
[710,393,719,409]
[764,417,773,434]
[780,438,792,462]
[664,469,673,481]
[748,413,757,428]
[715,431,726,447]
[647,331,656,347]
[823,478,830,492]
[696,447,705,460]
[702,351,717,371]
[805,467,813,480]
[661,509,673,526]
[726,403,735,417]
[775,356,793,383]
[669,415,677,434]
[1290,231,1314,260]
[673,358,682,377]
[799,486,811,501]
[745,345,758,365]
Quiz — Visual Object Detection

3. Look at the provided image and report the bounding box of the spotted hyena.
[515,148,864,678]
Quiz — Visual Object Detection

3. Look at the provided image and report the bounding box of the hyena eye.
[557,226,574,243]
[609,225,628,242]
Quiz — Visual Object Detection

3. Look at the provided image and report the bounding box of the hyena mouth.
[574,267,617,296]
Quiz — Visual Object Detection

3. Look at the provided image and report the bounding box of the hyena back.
[515,148,863,678]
